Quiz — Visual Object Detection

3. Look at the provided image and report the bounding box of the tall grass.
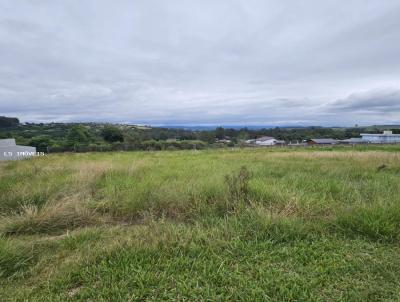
[1,147,400,300]
[335,202,400,242]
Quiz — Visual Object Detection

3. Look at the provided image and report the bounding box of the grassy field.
[1,146,400,301]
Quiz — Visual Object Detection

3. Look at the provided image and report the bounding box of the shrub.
[29,135,54,152]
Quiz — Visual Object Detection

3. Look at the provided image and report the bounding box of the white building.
[247,136,285,146]
[360,131,400,144]
[0,139,37,161]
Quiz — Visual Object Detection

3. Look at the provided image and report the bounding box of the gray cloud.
[330,88,400,112]
[0,0,399,126]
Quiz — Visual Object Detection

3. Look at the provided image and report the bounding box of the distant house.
[308,138,338,145]
[360,131,400,144]
[0,139,36,161]
[247,136,285,146]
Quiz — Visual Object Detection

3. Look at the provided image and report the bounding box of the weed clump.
[224,166,251,211]
[0,200,104,236]
[0,239,38,278]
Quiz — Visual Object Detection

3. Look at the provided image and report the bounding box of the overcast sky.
[0,0,399,126]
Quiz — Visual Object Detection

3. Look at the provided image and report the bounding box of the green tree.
[199,131,215,144]
[0,116,19,128]
[29,135,53,152]
[101,126,124,143]
[67,125,91,145]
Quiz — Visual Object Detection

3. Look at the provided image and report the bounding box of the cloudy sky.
[0,0,399,126]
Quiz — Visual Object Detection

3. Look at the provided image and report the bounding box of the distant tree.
[223,128,236,137]
[125,132,140,143]
[237,128,249,140]
[199,131,215,143]
[29,135,53,152]
[0,116,19,128]
[215,127,225,139]
[158,132,169,140]
[101,125,124,143]
[67,125,91,145]
[124,133,142,149]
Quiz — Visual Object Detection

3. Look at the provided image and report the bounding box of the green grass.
[1,146,400,301]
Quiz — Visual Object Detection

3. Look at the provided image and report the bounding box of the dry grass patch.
[0,195,107,235]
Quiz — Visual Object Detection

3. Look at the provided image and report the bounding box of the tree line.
[1,117,399,152]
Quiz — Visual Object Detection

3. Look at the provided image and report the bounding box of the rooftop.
[255,136,275,141]
[339,138,366,143]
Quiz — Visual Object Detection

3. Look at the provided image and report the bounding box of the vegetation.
[100,125,124,143]
[0,116,19,128]
[1,116,400,153]
[66,125,91,146]
[1,146,400,300]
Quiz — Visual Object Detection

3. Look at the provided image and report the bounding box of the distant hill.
[161,125,309,130]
